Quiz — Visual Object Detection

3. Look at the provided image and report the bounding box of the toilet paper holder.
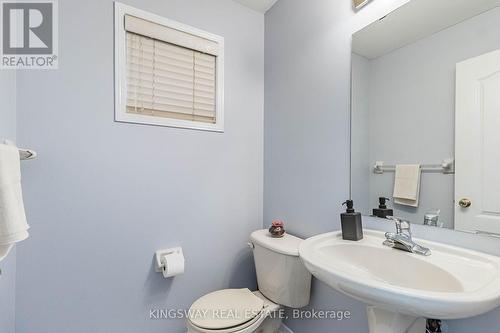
[155,247,185,277]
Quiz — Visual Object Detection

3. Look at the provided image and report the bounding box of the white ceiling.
[353,0,500,59]
[233,0,279,13]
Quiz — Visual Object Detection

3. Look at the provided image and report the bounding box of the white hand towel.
[0,143,29,259]
[393,164,421,207]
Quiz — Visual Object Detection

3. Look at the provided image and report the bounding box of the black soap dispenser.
[341,200,363,241]
[373,197,394,219]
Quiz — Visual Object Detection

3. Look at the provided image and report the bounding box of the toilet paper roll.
[162,252,185,278]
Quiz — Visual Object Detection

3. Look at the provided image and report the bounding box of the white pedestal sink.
[299,230,500,333]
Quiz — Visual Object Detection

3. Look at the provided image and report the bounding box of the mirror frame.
[353,0,372,10]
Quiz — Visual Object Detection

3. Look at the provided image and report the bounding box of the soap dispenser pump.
[373,197,394,219]
[341,200,363,241]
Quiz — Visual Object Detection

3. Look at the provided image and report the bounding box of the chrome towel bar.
[373,158,454,174]
[19,149,37,160]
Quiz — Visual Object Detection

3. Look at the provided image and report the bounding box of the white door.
[455,49,500,234]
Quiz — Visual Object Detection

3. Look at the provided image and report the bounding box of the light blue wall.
[0,70,17,333]
[15,0,264,332]
[264,0,500,332]
[351,54,371,214]
[0,247,16,333]
[0,72,16,141]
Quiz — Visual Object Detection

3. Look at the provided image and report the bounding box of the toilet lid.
[189,289,264,330]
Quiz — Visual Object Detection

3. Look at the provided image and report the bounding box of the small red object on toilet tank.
[269,220,285,238]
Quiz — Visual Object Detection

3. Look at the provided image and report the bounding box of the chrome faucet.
[424,209,441,227]
[383,216,431,256]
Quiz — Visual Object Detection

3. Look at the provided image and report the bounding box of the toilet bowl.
[187,230,312,333]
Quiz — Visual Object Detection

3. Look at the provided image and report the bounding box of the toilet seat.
[188,289,265,331]
[187,309,267,333]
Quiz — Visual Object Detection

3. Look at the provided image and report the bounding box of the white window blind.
[125,18,217,124]
[125,14,219,56]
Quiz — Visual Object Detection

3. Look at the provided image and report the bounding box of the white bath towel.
[0,143,29,260]
[393,164,421,207]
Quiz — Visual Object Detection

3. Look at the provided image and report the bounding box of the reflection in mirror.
[350,0,500,233]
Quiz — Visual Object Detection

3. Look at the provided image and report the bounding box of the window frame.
[114,2,225,132]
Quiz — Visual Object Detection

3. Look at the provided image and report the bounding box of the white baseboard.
[278,323,294,333]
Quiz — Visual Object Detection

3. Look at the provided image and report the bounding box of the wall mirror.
[350,0,500,234]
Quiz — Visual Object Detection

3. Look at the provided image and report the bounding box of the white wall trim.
[278,323,294,333]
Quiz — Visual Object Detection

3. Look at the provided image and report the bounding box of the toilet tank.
[250,230,311,308]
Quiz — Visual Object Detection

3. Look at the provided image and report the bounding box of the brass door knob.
[459,198,472,208]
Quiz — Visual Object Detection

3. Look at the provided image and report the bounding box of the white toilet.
[186,229,312,333]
